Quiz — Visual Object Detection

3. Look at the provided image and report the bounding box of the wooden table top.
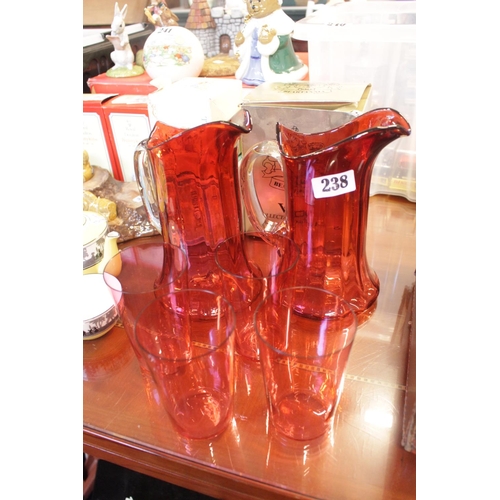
[83,194,416,500]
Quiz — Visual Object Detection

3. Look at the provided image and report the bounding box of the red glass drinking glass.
[215,232,299,360]
[255,286,357,441]
[135,289,236,439]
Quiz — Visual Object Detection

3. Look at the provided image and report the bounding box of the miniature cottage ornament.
[234,0,307,85]
[185,0,218,57]
[185,0,246,58]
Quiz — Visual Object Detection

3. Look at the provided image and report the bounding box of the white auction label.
[311,169,356,199]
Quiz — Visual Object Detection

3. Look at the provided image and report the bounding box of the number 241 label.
[311,170,356,199]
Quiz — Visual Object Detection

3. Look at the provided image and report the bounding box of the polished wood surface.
[83,194,416,500]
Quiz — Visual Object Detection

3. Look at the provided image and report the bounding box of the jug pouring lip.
[146,108,253,150]
[276,107,411,158]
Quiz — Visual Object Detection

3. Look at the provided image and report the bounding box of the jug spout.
[277,108,411,159]
[147,107,252,154]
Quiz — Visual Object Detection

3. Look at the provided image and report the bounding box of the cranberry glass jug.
[241,108,411,324]
[134,109,252,294]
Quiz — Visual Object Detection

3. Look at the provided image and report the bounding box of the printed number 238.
[321,175,349,192]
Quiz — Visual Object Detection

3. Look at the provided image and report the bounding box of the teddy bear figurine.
[234,0,308,86]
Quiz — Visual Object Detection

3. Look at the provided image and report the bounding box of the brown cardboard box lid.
[242,82,372,113]
[84,0,148,26]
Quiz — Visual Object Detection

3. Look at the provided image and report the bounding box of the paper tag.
[311,169,356,199]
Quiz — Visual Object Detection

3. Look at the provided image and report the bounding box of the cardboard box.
[87,71,158,96]
[84,0,148,26]
[101,95,152,182]
[148,77,243,129]
[242,81,372,112]
[240,81,371,155]
[83,94,121,179]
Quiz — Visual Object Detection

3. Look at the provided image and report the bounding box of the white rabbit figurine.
[106,3,143,75]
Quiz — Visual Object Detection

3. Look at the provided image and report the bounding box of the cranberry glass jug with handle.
[241,108,411,324]
[134,109,253,295]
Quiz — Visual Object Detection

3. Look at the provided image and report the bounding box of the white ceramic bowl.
[83,273,118,340]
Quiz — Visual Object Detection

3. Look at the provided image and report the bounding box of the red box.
[87,72,157,96]
[83,94,121,180]
[101,95,152,182]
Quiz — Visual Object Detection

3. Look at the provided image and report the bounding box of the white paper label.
[109,113,151,182]
[311,169,356,199]
[82,112,113,174]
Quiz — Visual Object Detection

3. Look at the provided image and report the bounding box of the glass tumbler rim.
[134,288,237,363]
[254,285,358,361]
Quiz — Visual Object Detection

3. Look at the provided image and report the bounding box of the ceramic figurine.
[144,0,179,28]
[83,150,93,183]
[83,191,118,222]
[106,3,144,77]
[142,26,205,81]
[234,0,308,86]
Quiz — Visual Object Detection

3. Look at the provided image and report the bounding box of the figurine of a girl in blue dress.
[234,0,308,86]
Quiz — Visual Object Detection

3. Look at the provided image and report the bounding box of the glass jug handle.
[240,140,288,235]
[133,139,161,233]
